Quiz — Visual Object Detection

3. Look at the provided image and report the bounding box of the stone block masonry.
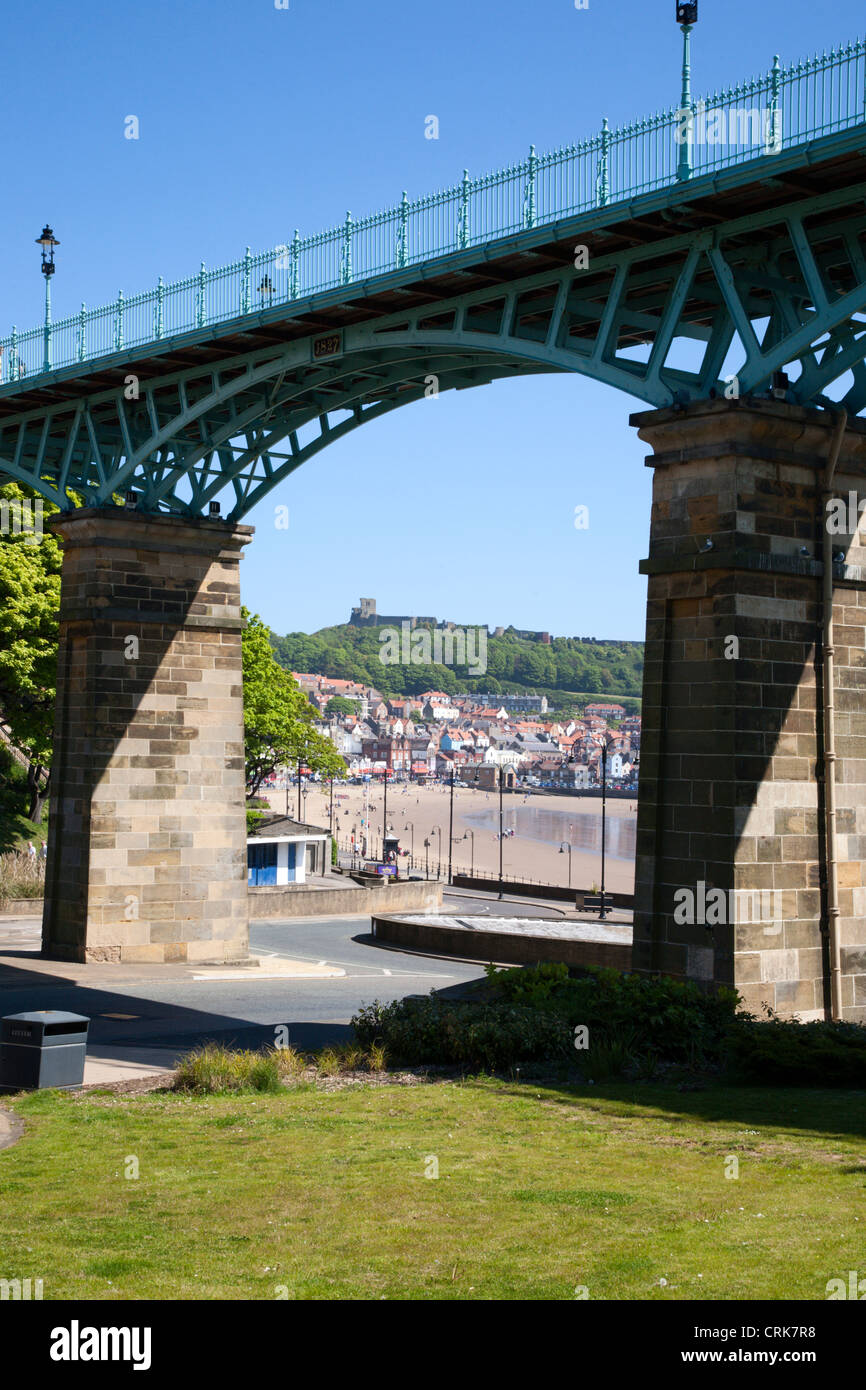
[42,509,253,964]
[632,400,866,1022]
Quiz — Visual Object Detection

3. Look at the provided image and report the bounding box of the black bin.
[0,1011,90,1092]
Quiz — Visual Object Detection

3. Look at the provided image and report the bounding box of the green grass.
[1,1079,864,1300]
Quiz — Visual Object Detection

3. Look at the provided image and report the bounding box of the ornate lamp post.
[447,766,455,886]
[559,840,572,890]
[36,225,59,372]
[432,824,442,877]
[463,829,475,877]
[498,764,507,900]
[676,1,698,183]
[598,733,615,920]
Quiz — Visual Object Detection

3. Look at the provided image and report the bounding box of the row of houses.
[294,679,639,787]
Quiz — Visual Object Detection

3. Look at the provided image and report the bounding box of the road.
[0,908,496,1067]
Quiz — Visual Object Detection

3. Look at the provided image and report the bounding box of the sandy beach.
[264,781,636,894]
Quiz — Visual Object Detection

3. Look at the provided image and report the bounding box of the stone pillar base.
[42,509,253,965]
[631,400,866,1022]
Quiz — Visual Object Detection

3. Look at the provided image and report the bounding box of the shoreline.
[264,781,637,895]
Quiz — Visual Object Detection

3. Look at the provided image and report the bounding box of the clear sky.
[1,0,861,638]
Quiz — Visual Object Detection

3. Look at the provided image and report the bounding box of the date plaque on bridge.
[312,332,342,361]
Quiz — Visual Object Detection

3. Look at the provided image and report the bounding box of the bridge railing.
[1,37,863,386]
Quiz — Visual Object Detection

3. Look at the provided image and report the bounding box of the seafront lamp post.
[432,824,442,878]
[424,836,430,879]
[497,764,507,901]
[559,840,572,890]
[447,766,455,886]
[675,0,698,183]
[406,821,416,868]
[463,829,475,877]
[598,734,615,921]
[36,225,59,373]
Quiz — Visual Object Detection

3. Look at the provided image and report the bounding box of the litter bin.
[0,1011,90,1092]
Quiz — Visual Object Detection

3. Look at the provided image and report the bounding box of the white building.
[247,817,332,885]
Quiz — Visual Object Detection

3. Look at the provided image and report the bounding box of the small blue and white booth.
[247,816,332,886]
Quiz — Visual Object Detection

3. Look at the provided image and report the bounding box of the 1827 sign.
[312,333,342,360]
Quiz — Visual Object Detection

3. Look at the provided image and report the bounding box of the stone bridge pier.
[633,399,866,1022]
[42,510,253,964]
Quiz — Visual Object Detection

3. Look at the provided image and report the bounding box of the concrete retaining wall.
[3,880,444,924]
[372,912,632,970]
[0,898,42,916]
[450,874,634,909]
[249,880,443,919]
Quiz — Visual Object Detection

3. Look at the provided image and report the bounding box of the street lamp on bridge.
[675,1,698,185]
[36,225,59,373]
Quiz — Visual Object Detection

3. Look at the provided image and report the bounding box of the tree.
[325,695,356,717]
[243,610,344,797]
[0,484,62,821]
[0,505,346,820]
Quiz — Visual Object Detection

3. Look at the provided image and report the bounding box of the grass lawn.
[1,1077,864,1300]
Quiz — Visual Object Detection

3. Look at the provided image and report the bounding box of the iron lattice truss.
[1,181,865,520]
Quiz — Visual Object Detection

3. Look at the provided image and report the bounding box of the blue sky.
[2,0,861,638]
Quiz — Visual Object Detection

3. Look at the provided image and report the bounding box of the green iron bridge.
[1,36,865,519]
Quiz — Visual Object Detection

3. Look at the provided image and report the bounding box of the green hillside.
[270,623,643,710]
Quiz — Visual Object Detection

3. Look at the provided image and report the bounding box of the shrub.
[486,964,738,1067]
[352,996,570,1070]
[0,851,45,902]
[174,1044,282,1094]
[315,1047,342,1077]
[273,1046,307,1082]
[365,1041,388,1072]
[484,960,568,1004]
[727,1013,866,1086]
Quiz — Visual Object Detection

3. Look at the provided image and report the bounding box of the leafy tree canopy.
[270,622,643,705]
[243,610,344,797]
[0,484,62,819]
[324,695,357,717]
